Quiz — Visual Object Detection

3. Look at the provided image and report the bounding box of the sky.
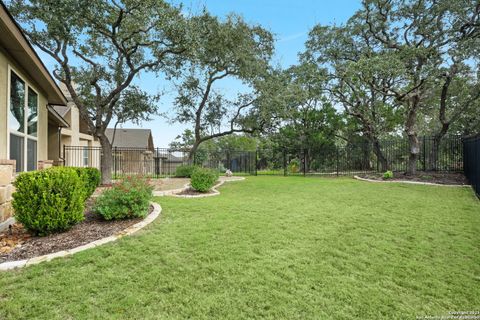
[38,0,362,147]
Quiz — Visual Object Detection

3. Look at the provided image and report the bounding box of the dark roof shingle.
[105,128,153,149]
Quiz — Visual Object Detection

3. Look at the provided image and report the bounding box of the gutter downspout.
[58,126,64,164]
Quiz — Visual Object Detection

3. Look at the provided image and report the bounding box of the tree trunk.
[406,133,419,175]
[188,141,200,163]
[99,135,113,185]
[372,138,388,172]
[430,124,449,171]
[405,96,420,175]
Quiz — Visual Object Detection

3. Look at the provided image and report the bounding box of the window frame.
[83,147,89,167]
[7,65,39,172]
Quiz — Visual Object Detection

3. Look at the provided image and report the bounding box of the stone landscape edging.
[353,175,471,187]
[0,201,162,271]
[153,176,246,198]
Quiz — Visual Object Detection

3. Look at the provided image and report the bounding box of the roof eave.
[0,2,67,106]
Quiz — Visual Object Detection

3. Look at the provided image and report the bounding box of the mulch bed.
[149,178,190,191]
[359,172,468,185]
[0,200,152,263]
[175,187,216,196]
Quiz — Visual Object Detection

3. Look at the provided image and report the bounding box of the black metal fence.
[63,146,190,178]
[255,136,463,176]
[463,135,480,197]
[63,135,464,178]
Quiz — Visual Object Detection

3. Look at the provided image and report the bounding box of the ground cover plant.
[0,176,479,319]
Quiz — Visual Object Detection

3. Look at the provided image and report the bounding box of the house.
[0,2,68,172]
[105,128,155,175]
[51,84,100,167]
[105,128,154,151]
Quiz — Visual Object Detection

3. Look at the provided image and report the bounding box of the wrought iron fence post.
[303,148,307,177]
[283,148,287,176]
[336,147,339,177]
[423,136,427,171]
[114,146,117,179]
[255,149,258,176]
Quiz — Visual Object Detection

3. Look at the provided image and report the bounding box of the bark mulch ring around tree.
[0,200,153,263]
[358,172,469,185]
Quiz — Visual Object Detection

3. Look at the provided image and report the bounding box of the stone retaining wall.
[0,160,15,225]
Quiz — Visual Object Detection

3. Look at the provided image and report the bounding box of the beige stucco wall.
[0,48,8,160]
[0,46,49,165]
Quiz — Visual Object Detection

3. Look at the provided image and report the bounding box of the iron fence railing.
[463,135,480,197]
[63,135,465,179]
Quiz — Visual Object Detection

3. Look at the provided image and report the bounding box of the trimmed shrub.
[93,176,153,220]
[190,167,219,192]
[74,167,101,198]
[175,164,197,178]
[12,167,85,235]
[383,170,394,179]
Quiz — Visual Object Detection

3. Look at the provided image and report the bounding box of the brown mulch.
[148,178,190,191]
[359,172,469,185]
[175,187,216,196]
[0,200,152,263]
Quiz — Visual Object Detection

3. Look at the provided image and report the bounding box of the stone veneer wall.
[0,159,57,226]
[0,160,15,224]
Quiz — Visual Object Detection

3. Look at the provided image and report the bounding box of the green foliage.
[383,171,394,180]
[190,167,219,192]
[93,176,153,220]
[12,167,85,236]
[175,165,198,178]
[171,12,280,154]
[7,0,192,184]
[74,167,101,199]
[288,159,300,173]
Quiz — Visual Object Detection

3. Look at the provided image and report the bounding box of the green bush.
[12,167,85,235]
[74,167,101,198]
[93,176,153,220]
[383,170,394,179]
[190,167,219,193]
[175,164,197,178]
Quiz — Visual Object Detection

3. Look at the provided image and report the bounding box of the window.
[8,69,38,172]
[83,147,89,167]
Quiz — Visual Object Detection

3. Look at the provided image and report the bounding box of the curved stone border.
[0,202,162,271]
[154,176,246,198]
[353,175,471,187]
[153,182,191,197]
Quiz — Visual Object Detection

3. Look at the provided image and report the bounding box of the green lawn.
[1,176,479,319]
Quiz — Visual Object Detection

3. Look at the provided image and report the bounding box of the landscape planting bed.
[357,172,468,185]
[0,200,152,263]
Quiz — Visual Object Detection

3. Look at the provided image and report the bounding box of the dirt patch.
[175,187,216,196]
[359,172,468,185]
[149,178,190,191]
[0,200,152,263]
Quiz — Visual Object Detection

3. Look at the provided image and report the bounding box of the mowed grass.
[0,176,479,319]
